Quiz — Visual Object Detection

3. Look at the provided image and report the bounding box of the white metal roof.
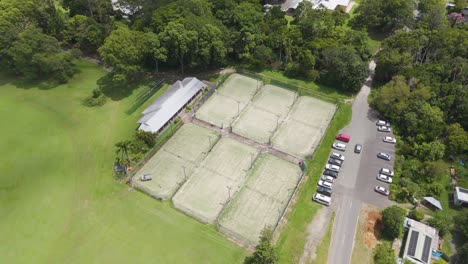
[281,0,350,11]
[138,77,205,133]
[455,187,468,202]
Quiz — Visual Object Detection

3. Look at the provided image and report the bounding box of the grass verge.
[351,204,381,264]
[276,103,352,263]
[311,212,335,264]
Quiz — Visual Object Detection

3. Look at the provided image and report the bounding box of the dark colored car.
[317,186,332,197]
[323,169,338,178]
[328,158,343,166]
[354,144,362,154]
[377,152,391,161]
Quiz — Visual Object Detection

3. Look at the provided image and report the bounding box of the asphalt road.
[327,61,395,264]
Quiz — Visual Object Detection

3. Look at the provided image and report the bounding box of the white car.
[140,174,153,181]
[375,186,390,196]
[318,180,333,189]
[321,175,335,183]
[377,174,393,184]
[313,193,331,206]
[380,168,394,177]
[383,136,396,144]
[332,142,346,151]
[378,126,392,132]
[376,120,390,126]
[330,152,345,161]
[325,164,340,172]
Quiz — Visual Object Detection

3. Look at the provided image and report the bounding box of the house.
[281,0,352,12]
[137,77,206,134]
[402,218,439,264]
[454,186,468,206]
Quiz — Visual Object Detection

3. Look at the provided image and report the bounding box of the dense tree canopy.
[381,206,406,239]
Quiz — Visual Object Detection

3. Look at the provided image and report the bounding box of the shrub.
[408,209,424,221]
[135,130,158,148]
[84,88,107,107]
[373,242,396,264]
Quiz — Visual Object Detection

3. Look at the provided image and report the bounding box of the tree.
[135,130,158,148]
[144,32,167,73]
[413,140,446,161]
[8,26,75,83]
[158,22,197,74]
[63,0,113,24]
[350,0,414,32]
[381,205,406,239]
[115,140,133,164]
[373,242,396,264]
[319,45,369,93]
[446,123,468,156]
[244,227,278,264]
[64,15,106,53]
[99,27,148,81]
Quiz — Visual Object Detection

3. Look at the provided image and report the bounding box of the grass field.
[0,61,246,263]
[276,103,352,263]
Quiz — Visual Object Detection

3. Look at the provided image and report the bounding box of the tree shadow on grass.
[12,78,60,90]
[97,73,133,101]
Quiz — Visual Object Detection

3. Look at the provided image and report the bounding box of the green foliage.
[8,26,76,83]
[373,242,396,264]
[244,227,279,264]
[64,15,106,53]
[135,130,158,148]
[98,27,148,81]
[350,0,414,32]
[381,205,406,240]
[319,46,369,92]
[427,211,451,237]
[446,123,468,156]
[408,209,425,221]
[63,0,113,24]
[84,88,107,107]
[454,210,468,242]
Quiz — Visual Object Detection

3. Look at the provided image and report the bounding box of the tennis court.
[218,154,302,245]
[272,96,336,159]
[196,74,259,128]
[232,84,296,144]
[132,124,220,200]
[172,138,259,224]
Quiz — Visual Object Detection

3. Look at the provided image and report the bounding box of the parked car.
[323,169,338,178]
[330,152,345,161]
[378,126,392,132]
[317,186,332,197]
[140,174,153,181]
[380,168,394,177]
[318,180,333,189]
[383,136,396,144]
[376,120,390,126]
[325,164,340,172]
[336,133,351,143]
[313,193,331,206]
[377,152,391,161]
[332,142,346,151]
[377,174,393,183]
[375,186,390,196]
[354,144,362,154]
[328,158,343,166]
[321,175,335,183]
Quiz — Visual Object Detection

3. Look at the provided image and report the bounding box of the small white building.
[137,77,205,133]
[402,218,439,264]
[281,0,352,12]
[454,186,468,206]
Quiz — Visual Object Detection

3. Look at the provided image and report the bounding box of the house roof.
[423,197,443,210]
[455,187,468,202]
[138,77,205,133]
[281,0,350,11]
[403,218,439,264]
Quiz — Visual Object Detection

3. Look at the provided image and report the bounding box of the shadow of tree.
[97,73,133,101]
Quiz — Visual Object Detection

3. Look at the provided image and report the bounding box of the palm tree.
[115,140,132,164]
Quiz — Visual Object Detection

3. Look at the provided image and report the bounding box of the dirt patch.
[364,211,382,249]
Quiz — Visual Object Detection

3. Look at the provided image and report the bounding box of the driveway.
[327,60,394,264]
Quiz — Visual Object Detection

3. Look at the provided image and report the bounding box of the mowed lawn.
[0,61,246,264]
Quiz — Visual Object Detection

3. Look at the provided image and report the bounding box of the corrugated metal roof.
[423,197,443,210]
[138,77,205,133]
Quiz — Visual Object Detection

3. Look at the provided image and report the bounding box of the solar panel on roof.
[421,236,432,263]
[407,230,419,257]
